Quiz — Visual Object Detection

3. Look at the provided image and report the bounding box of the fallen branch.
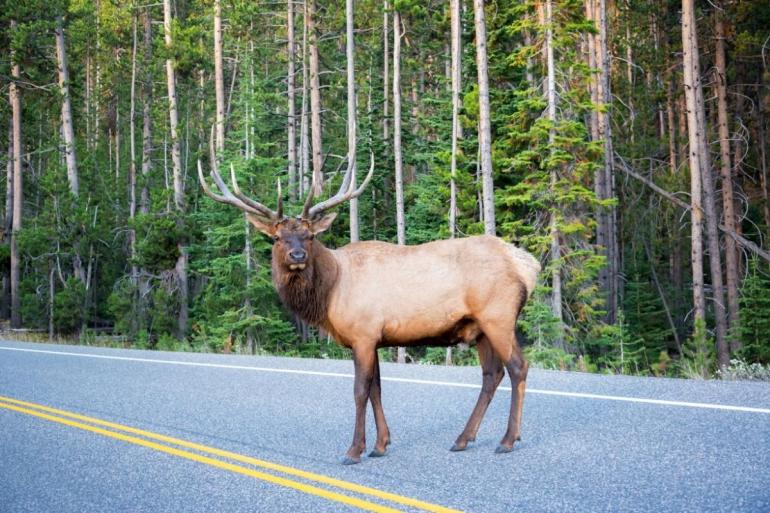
[615,154,770,263]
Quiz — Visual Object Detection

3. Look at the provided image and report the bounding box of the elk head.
[197,135,374,276]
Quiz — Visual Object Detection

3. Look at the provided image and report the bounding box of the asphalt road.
[1,340,769,513]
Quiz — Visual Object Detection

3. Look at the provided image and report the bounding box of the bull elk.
[198,145,541,465]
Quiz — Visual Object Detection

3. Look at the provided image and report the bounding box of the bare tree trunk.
[129,13,139,290]
[394,9,406,364]
[300,3,310,197]
[666,76,677,175]
[446,0,462,366]
[681,0,707,338]
[346,0,359,242]
[383,0,389,150]
[759,117,770,243]
[1,123,11,320]
[587,0,618,324]
[473,0,495,235]
[287,0,297,200]
[55,15,79,197]
[214,0,225,153]
[545,0,564,347]
[140,7,153,215]
[4,123,13,238]
[449,0,461,239]
[714,7,740,345]
[683,0,729,367]
[164,0,188,338]
[10,21,23,328]
[308,0,324,195]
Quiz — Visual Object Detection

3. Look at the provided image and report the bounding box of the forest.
[1,0,769,379]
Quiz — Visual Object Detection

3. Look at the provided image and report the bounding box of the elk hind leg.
[478,318,528,453]
[451,336,504,452]
[496,343,528,453]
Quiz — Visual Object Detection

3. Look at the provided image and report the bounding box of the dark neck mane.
[272,240,338,326]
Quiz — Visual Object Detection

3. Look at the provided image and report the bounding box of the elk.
[198,147,541,465]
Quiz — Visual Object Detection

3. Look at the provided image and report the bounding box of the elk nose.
[289,249,307,263]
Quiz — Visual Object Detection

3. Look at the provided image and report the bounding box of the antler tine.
[229,163,279,219]
[307,152,375,220]
[198,127,273,219]
[301,155,349,219]
[276,178,283,219]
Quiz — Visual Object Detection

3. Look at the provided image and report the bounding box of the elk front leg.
[451,336,504,452]
[343,346,376,465]
[368,350,391,457]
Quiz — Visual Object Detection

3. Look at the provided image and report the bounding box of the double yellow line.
[0,395,461,513]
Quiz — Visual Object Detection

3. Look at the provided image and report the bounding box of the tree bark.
[10,20,23,328]
[307,0,324,195]
[682,0,729,368]
[449,0,461,239]
[346,0,359,242]
[129,12,138,290]
[545,0,564,347]
[55,15,79,197]
[473,0,495,235]
[287,0,297,200]
[394,9,406,364]
[714,7,740,344]
[164,0,188,337]
[681,0,707,335]
[140,7,153,215]
[383,0,389,151]
[214,0,225,153]
[299,5,310,198]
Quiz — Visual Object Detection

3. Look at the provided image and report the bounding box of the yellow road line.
[0,395,463,513]
[0,400,403,513]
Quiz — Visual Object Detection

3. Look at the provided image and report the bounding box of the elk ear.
[310,213,337,234]
[246,214,279,237]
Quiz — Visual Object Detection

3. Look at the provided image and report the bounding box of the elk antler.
[302,151,376,220]
[198,126,282,220]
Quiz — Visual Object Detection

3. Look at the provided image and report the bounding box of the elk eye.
[272,235,280,242]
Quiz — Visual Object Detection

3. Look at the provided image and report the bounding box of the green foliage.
[54,278,86,334]
[737,258,770,363]
[678,320,715,379]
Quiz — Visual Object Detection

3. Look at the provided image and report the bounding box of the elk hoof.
[341,455,361,465]
[450,442,467,452]
[368,448,387,458]
[494,444,514,454]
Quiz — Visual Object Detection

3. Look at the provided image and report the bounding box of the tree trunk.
[683,0,729,368]
[714,7,740,345]
[299,3,310,197]
[473,0,495,235]
[682,0,712,357]
[129,12,138,290]
[346,0,359,242]
[287,0,297,200]
[214,0,225,153]
[55,15,79,197]
[394,9,406,364]
[164,0,188,338]
[545,0,564,347]
[383,0,389,151]
[307,0,324,195]
[10,22,23,328]
[1,123,11,320]
[140,7,153,215]
[449,0,461,239]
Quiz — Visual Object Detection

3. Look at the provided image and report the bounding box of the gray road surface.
[1,340,769,512]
